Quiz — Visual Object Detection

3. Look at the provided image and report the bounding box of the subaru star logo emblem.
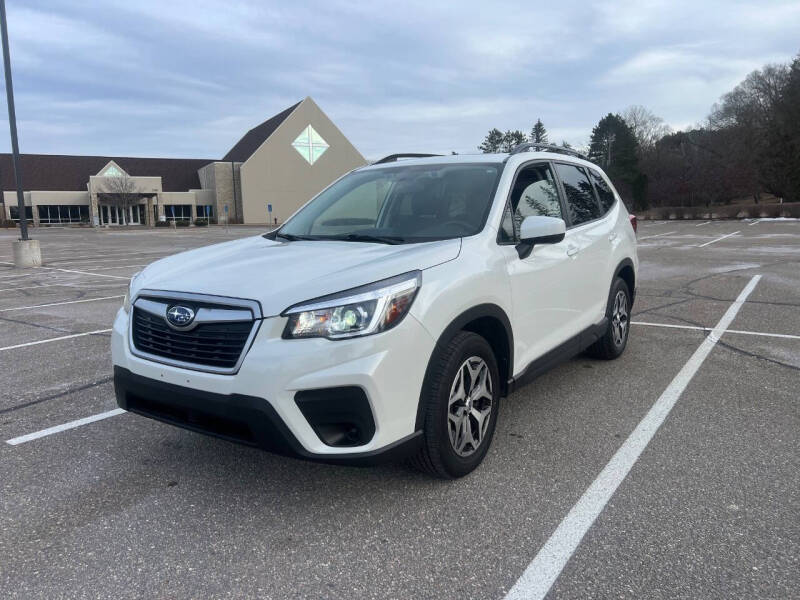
[166,305,195,328]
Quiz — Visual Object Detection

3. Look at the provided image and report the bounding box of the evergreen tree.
[478,128,504,153]
[588,113,646,209]
[501,130,527,152]
[530,119,548,144]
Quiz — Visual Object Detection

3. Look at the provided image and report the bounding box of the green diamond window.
[292,125,329,165]
[103,166,123,177]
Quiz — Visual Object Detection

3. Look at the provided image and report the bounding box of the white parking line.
[37,266,130,279]
[698,231,740,247]
[504,275,761,600]
[0,281,126,293]
[0,261,131,280]
[748,219,761,226]
[51,253,166,263]
[632,320,800,340]
[695,221,712,227]
[89,264,148,271]
[0,295,124,312]
[0,329,112,352]
[5,409,126,446]
[0,271,40,280]
[637,231,676,241]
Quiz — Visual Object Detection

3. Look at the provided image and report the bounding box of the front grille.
[132,307,253,369]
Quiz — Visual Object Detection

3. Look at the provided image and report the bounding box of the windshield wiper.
[333,233,406,245]
[275,232,316,242]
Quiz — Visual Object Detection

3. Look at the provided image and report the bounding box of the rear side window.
[589,169,616,213]
[499,162,561,243]
[554,163,601,226]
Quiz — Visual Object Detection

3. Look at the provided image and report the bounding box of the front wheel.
[411,332,500,478]
[586,277,631,360]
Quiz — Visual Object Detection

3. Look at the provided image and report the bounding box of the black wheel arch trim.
[414,303,514,430]
[613,258,636,306]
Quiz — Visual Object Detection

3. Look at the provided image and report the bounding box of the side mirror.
[516,216,566,259]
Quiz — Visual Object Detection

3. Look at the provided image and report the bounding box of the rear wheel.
[411,332,500,478]
[586,277,631,360]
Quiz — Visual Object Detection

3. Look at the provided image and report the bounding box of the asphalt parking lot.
[1,220,798,599]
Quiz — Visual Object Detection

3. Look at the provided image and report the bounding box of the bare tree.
[102,174,139,225]
[622,105,672,152]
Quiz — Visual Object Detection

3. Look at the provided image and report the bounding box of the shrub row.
[638,202,800,220]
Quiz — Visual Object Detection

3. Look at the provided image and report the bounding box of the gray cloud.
[2,0,798,159]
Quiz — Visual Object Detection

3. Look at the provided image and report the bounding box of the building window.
[9,206,33,222]
[292,125,329,165]
[196,205,214,218]
[103,166,123,177]
[37,205,89,224]
[164,205,192,221]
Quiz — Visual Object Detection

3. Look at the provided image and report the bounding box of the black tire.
[586,277,631,360]
[411,331,500,479]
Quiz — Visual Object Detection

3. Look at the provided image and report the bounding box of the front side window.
[554,163,601,226]
[278,163,503,243]
[589,168,616,213]
[499,162,561,243]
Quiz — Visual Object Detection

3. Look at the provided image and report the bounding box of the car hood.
[132,235,461,316]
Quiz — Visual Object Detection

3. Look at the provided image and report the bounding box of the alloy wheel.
[447,356,493,457]
[611,290,629,347]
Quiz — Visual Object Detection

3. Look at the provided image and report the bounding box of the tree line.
[478,52,800,211]
[478,119,573,153]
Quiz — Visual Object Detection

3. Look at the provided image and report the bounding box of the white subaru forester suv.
[112,144,638,478]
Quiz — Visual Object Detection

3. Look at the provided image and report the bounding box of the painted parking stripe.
[0,281,126,293]
[88,264,148,271]
[0,295,124,313]
[0,329,112,352]
[0,271,41,279]
[5,409,126,446]
[0,261,130,280]
[637,231,676,241]
[38,266,130,279]
[695,221,712,227]
[632,320,800,340]
[504,275,761,600]
[748,219,761,226]
[698,231,740,247]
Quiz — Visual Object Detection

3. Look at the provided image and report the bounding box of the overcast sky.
[2,0,799,160]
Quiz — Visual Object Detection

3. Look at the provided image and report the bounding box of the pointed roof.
[97,160,128,177]
[222,100,302,162]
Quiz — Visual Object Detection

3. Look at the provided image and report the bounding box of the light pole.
[1,0,40,266]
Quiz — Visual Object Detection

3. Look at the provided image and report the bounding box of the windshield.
[276,162,503,243]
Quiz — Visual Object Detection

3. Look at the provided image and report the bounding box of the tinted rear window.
[554,163,601,226]
[589,169,616,213]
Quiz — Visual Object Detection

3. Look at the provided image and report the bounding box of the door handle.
[566,245,579,257]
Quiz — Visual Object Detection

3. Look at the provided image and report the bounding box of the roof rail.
[509,143,586,159]
[373,153,442,165]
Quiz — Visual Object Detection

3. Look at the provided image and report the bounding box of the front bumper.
[111,306,435,462]
[113,366,422,465]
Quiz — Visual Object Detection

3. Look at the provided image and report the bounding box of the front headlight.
[282,271,421,340]
[123,271,142,314]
